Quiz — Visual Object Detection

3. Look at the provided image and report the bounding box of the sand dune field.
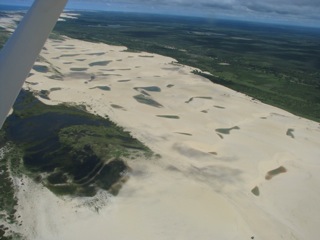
[14,36,320,240]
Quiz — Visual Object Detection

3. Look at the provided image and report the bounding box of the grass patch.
[0,140,24,239]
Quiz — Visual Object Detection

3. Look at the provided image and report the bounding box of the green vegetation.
[0,148,18,223]
[0,134,24,239]
[0,25,24,235]
[2,90,151,197]
[54,12,320,122]
[49,31,65,41]
[0,27,10,48]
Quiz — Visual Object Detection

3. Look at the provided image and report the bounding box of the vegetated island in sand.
[1,19,320,240]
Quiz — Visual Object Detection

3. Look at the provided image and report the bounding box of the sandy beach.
[7,34,320,240]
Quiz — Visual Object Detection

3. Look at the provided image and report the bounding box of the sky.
[1,0,320,27]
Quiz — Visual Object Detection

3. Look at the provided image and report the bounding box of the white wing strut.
[0,0,68,128]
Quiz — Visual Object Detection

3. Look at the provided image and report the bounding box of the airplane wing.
[0,0,68,128]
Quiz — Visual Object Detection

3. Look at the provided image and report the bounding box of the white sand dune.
[16,36,320,240]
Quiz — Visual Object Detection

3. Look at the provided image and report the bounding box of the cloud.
[239,0,320,23]
[74,0,320,17]
[7,0,320,26]
[198,2,235,11]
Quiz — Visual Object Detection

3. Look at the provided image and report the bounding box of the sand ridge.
[17,36,320,240]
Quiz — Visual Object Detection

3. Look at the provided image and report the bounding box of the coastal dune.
[18,36,320,239]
